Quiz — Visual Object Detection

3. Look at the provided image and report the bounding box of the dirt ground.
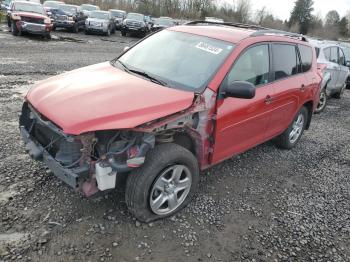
[0,23,349,262]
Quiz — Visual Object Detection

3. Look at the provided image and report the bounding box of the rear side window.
[339,48,345,65]
[226,44,270,86]
[272,44,298,80]
[298,45,313,72]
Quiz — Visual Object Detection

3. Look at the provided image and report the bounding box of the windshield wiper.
[128,69,168,86]
[115,60,168,86]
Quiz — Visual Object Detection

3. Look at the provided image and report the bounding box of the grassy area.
[0,10,5,23]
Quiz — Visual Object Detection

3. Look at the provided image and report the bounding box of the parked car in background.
[152,17,175,31]
[5,0,40,26]
[309,40,349,109]
[80,3,99,16]
[1,0,12,11]
[8,1,52,38]
[43,0,64,18]
[109,9,126,30]
[20,23,321,222]
[85,10,115,36]
[121,12,149,37]
[339,43,350,89]
[51,4,85,32]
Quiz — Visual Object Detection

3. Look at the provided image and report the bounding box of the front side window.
[330,47,338,63]
[299,44,313,72]
[116,30,234,92]
[272,44,298,80]
[226,44,270,86]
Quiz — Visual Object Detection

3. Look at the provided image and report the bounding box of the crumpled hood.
[26,62,194,135]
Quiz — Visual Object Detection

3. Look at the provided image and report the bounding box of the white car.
[309,39,350,112]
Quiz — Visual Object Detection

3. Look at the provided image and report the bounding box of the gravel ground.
[0,23,349,262]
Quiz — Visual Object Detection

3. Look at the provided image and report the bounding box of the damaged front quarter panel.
[133,88,217,170]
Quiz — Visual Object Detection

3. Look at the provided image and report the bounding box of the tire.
[45,33,51,40]
[315,88,327,114]
[52,25,56,31]
[73,24,78,33]
[85,29,89,35]
[11,21,19,36]
[106,28,111,36]
[332,84,346,99]
[7,17,11,28]
[125,143,199,222]
[121,30,126,36]
[273,106,308,149]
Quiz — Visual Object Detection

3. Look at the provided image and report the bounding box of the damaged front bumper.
[20,126,89,188]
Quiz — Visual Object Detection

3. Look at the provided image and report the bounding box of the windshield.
[60,5,77,14]
[110,10,124,18]
[81,4,97,11]
[157,18,174,26]
[43,1,62,8]
[3,0,11,5]
[89,11,108,19]
[116,30,234,92]
[14,2,45,15]
[126,13,143,21]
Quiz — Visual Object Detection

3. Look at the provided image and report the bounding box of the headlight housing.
[44,18,51,24]
[11,14,21,20]
[68,16,73,21]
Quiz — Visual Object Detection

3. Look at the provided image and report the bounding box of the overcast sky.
[221,0,350,21]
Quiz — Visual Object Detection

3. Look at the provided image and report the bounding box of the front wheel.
[315,89,327,114]
[273,106,308,149]
[11,21,19,36]
[121,30,126,36]
[125,143,199,222]
[105,28,111,36]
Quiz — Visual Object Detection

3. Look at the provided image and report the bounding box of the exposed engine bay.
[19,88,216,197]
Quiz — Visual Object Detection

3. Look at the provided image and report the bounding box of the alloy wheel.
[289,113,305,144]
[150,165,192,215]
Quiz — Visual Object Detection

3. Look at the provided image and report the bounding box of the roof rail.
[250,29,308,42]
[185,20,267,30]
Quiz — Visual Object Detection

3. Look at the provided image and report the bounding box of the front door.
[212,44,275,163]
[337,47,350,88]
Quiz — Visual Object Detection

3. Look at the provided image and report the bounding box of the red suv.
[19,22,322,222]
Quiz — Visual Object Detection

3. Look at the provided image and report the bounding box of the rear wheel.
[332,84,346,99]
[125,143,199,222]
[315,88,327,114]
[274,107,308,149]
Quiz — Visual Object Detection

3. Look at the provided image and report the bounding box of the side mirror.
[346,61,350,67]
[123,46,130,52]
[223,81,256,99]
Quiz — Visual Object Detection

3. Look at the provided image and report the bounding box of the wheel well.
[173,133,195,155]
[303,101,313,130]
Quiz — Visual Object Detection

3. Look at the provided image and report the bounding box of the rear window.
[272,44,298,80]
[298,45,313,72]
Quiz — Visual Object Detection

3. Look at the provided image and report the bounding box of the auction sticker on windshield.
[196,42,223,55]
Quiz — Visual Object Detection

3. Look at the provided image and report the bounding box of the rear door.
[324,46,340,89]
[212,44,275,163]
[337,47,350,88]
[264,43,308,139]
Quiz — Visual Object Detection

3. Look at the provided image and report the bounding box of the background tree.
[289,0,314,34]
[325,10,340,27]
[339,17,349,37]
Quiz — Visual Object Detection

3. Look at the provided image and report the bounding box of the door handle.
[264,95,273,104]
[300,84,306,92]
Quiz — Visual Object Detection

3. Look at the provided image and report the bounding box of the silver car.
[309,39,349,113]
[109,9,126,30]
[85,10,115,36]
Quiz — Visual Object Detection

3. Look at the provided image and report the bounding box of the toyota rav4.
[19,22,322,222]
